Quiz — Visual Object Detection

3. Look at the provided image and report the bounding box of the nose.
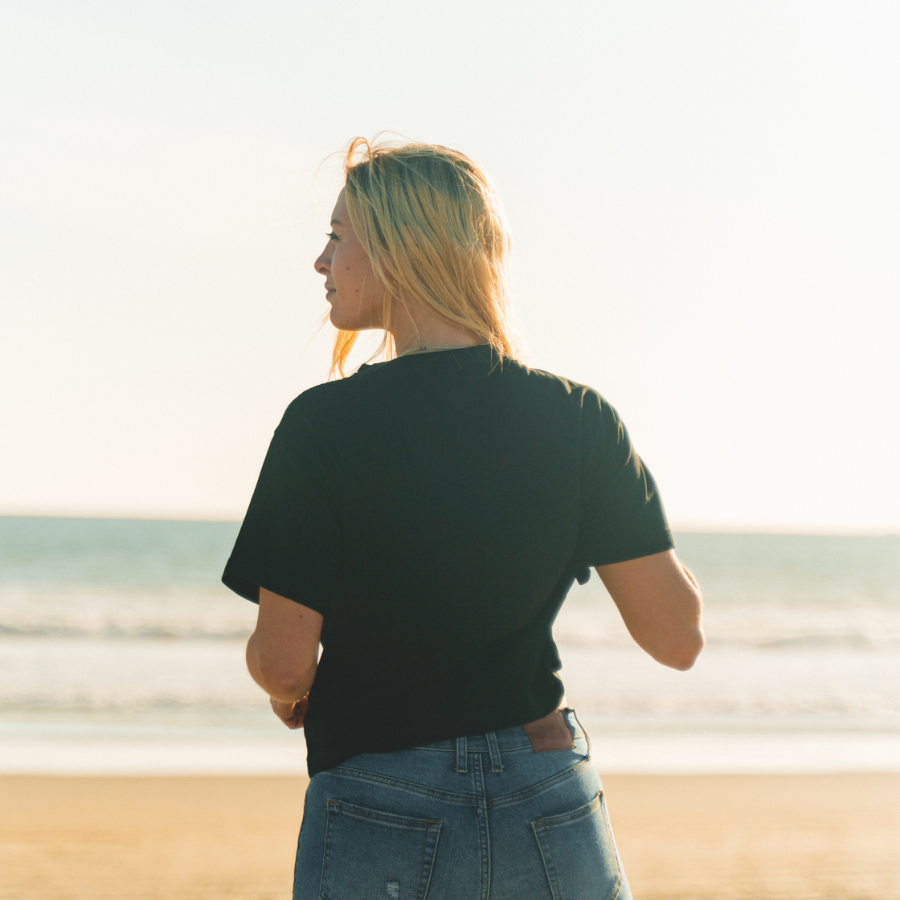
[314,241,332,275]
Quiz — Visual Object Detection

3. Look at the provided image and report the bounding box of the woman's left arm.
[246,587,323,708]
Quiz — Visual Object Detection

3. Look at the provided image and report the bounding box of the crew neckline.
[360,344,492,370]
[397,343,490,358]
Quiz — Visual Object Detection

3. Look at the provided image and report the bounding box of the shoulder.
[264,381,359,466]
[515,362,633,460]
[277,377,359,433]
[516,360,614,420]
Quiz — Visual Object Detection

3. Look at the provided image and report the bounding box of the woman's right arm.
[595,550,704,671]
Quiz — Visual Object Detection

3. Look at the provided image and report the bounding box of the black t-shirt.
[222,344,674,776]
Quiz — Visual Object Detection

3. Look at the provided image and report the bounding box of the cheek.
[333,249,363,292]
[353,262,380,301]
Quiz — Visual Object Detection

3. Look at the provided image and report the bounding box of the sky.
[1,1,898,533]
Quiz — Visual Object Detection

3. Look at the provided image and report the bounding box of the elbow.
[258,658,317,701]
[247,636,317,701]
[662,627,705,671]
[265,666,315,701]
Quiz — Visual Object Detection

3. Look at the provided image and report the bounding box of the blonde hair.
[325,137,528,379]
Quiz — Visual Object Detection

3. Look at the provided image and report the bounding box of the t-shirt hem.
[305,694,566,777]
[221,560,330,616]
[221,564,259,605]
[580,533,676,568]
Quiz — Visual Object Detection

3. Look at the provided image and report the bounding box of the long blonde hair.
[325,137,528,379]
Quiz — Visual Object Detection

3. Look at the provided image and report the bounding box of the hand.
[270,694,309,729]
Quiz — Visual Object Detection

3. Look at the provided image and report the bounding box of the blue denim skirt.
[293,708,631,900]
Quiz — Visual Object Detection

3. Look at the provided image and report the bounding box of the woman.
[223,138,704,900]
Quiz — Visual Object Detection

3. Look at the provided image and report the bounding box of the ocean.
[1,516,898,774]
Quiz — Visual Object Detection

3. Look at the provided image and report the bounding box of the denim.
[293,708,631,900]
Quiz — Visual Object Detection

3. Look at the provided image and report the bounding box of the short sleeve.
[222,406,341,615]
[575,393,674,572]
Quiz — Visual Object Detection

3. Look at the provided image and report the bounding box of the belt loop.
[570,708,591,761]
[455,736,467,773]
[486,731,503,773]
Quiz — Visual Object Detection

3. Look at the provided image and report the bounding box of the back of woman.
[223,138,704,900]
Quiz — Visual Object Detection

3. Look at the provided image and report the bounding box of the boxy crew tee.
[222,344,674,777]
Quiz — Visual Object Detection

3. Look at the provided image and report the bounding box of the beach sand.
[1,773,898,899]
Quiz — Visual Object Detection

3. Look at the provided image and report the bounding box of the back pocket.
[319,799,442,900]
[531,791,624,900]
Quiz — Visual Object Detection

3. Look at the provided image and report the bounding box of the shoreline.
[2,773,898,899]
[4,717,900,776]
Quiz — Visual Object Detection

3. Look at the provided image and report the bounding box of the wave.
[3,691,899,718]
[0,583,255,641]
[0,622,251,640]
[3,582,900,649]
[2,618,900,650]
[0,695,262,713]
[557,631,900,651]
[553,598,900,651]
[2,622,898,650]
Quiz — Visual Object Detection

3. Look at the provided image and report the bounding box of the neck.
[398,344,479,358]
[392,329,482,359]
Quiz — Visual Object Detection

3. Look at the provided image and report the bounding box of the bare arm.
[595,549,704,670]
[246,587,323,705]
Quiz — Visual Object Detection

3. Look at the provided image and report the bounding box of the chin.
[330,309,378,333]
[328,304,349,331]
[329,308,352,330]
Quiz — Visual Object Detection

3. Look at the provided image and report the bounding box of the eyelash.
[326,231,339,241]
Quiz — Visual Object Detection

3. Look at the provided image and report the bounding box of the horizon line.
[1,511,896,539]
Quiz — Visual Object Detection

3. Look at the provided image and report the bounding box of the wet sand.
[1,773,898,899]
